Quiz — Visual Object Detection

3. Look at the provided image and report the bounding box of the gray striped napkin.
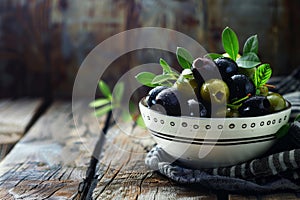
[145,121,300,192]
[145,68,300,193]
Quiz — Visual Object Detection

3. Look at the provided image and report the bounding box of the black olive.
[238,96,271,117]
[183,99,208,117]
[154,88,185,116]
[146,86,168,107]
[228,74,255,100]
[192,58,220,86]
[214,57,238,79]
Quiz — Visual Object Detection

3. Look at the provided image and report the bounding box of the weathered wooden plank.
[0,144,13,162]
[92,124,217,199]
[0,101,104,199]
[0,98,44,161]
[0,98,43,143]
[0,100,296,199]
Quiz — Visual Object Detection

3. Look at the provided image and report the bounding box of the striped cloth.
[145,122,300,192]
[145,67,300,193]
[284,92,300,120]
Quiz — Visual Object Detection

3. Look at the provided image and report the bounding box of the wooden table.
[0,99,298,200]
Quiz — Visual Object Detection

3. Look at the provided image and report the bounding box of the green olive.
[267,92,287,112]
[200,79,229,104]
[259,85,269,96]
[174,71,198,99]
[212,107,227,118]
[226,108,240,117]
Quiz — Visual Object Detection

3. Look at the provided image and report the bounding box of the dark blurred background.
[0,0,299,99]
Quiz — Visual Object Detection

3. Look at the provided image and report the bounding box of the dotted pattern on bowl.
[142,114,288,130]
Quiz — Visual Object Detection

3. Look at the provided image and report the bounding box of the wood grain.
[0,98,44,161]
[0,101,103,199]
[91,124,217,199]
[0,100,298,199]
[0,98,43,143]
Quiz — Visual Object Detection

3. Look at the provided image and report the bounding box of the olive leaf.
[253,64,272,88]
[151,74,176,85]
[205,53,223,60]
[243,35,258,55]
[159,58,172,74]
[99,80,112,99]
[236,52,261,68]
[176,47,194,69]
[90,80,146,128]
[94,104,112,117]
[89,99,110,108]
[276,123,290,138]
[113,82,124,103]
[222,27,239,61]
[135,72,157,87]
[181,69,194,79]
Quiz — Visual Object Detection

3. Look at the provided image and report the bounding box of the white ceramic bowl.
[139,99,292,168]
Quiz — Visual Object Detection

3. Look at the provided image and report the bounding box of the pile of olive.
[145,57,287,118]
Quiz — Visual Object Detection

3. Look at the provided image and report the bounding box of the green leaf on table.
[176,47,194,69]
[160,58,172,74]
[243,35,258,55]
[205,53,223,60]
[151,74,176,85]
[98,80,112,99]
[135,72,157,87]
[253,64,272,88]
[236,52,261,68]
[113,82,124,104]
[222,27,239,61]
[276,123,290,138]
[89,99,110,108]
[136,115,146,128]
[94,104,112,117]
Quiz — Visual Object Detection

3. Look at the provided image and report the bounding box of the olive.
[192,58,220,86]
[200,79,229,105]
[183,99,207,117]
[212,107,227,118]
[214,57,238,79]
[267,92,287,112]
[155,87,184,116]
[146,86,168,107]
[173,70,199,100]
[228,74,255,100]
[226,108,240,118]
[238,96,271,117]
[259,85,269,96]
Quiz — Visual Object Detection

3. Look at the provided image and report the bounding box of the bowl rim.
[139,97,292,120]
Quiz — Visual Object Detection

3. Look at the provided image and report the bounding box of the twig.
[78,110,112,200]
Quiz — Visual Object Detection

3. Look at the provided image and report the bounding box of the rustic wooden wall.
[0,0,299,98]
